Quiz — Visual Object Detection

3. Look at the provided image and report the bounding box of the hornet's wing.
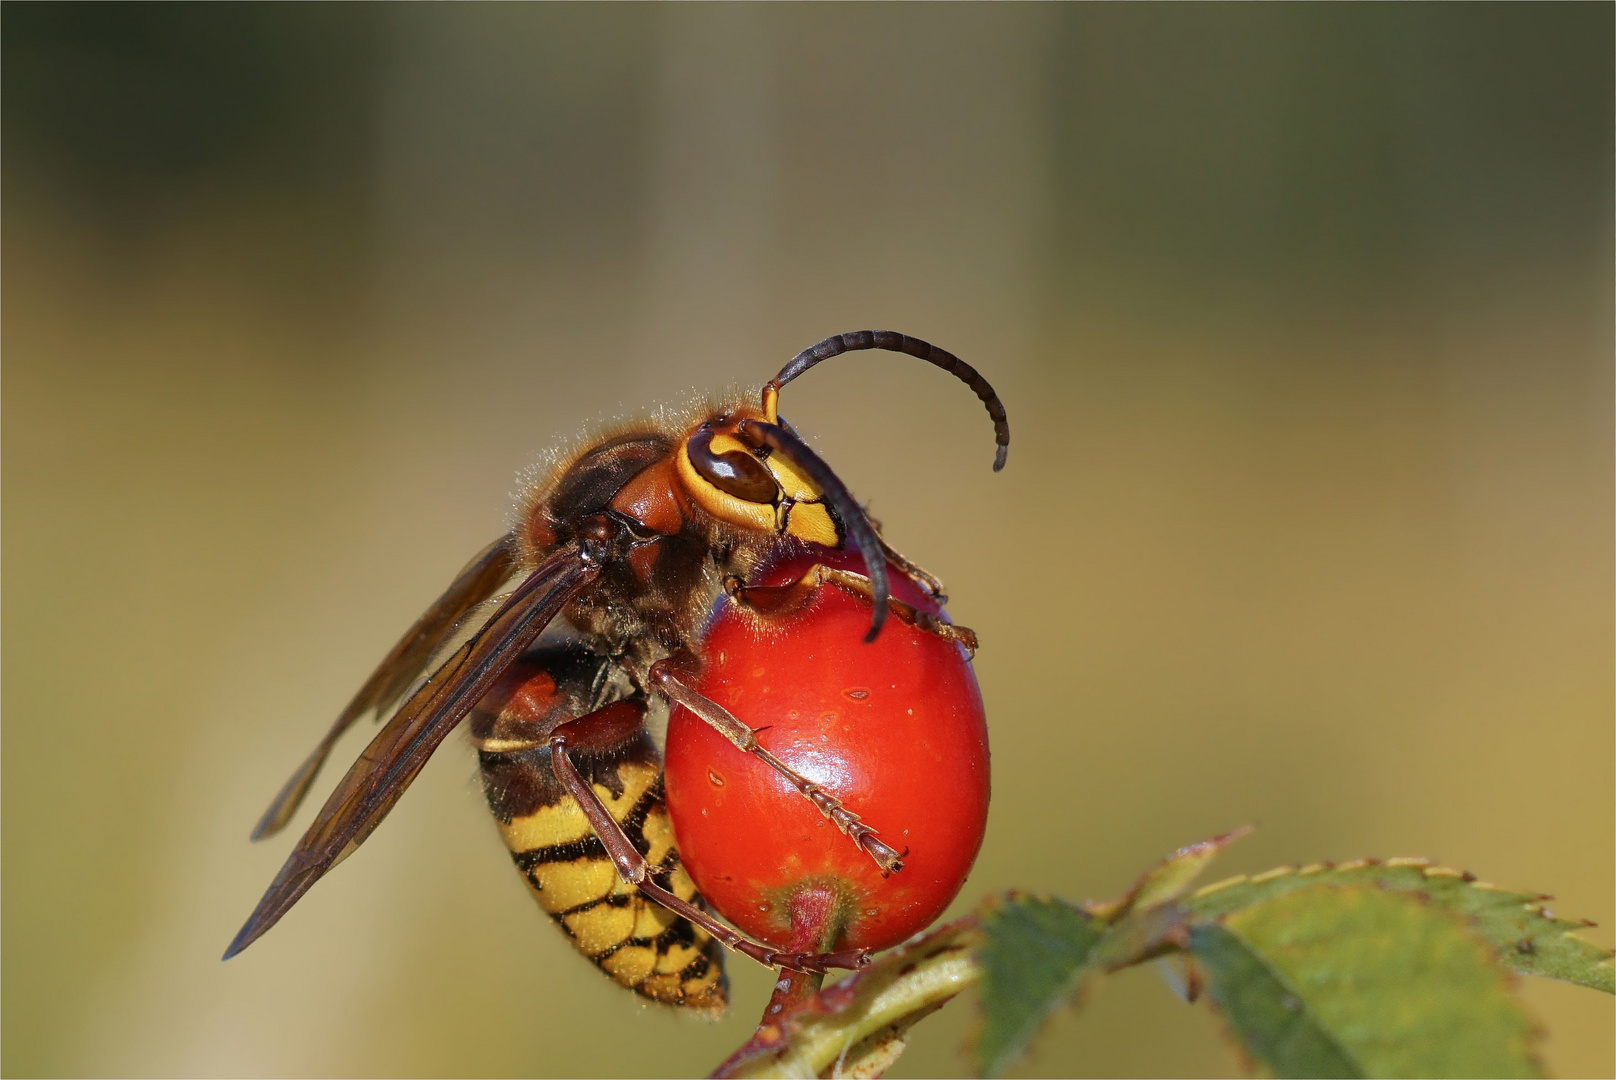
[251,535,519,841]
[225,542,598,959]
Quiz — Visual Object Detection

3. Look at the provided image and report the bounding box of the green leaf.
[1084,827,1250,923]
[973,896,1105,1077]
[819,998,949,1079]
[1125,827,1253,914]
[1190,923,1361,1078]
[1189,858,1614,993]
[712,847,1604,1079]
[1193,883,1541,1078]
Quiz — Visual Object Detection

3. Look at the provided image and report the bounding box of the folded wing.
[251,535,519,841]
[226,543,597,959]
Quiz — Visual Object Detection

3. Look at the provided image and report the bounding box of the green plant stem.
[714,918,982,1078]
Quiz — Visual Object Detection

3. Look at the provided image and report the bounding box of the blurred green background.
[3,4,1611,1077]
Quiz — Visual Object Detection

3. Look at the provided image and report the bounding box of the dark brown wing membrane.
[224,543,597,960]
[251,535,518,841]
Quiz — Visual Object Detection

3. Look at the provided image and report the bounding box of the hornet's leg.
[648,657,906,877]
[877,535,948,602]
[862,508,945,600]
[549,707,869,975]
[726,564,977,657]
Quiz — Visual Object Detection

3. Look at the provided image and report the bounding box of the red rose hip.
[664,547,990,955]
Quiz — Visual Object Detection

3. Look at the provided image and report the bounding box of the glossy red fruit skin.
[664,546,990,953]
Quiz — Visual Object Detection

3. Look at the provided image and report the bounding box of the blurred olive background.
[4,5,1611,1077]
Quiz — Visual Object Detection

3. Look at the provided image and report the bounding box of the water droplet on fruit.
[707,769,725,788]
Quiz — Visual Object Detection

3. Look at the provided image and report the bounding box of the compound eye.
[686,429,779,504]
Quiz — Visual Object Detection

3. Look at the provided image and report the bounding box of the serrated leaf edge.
[974,895,1105,1078]
[1185,857,1614,992]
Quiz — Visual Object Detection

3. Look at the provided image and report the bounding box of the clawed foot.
[758,747,906,876]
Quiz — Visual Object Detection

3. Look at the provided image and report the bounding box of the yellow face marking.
[749,436,812,501]
[676,438,775,534]
[705,432,752,457]
[783,502,838,546]
[677,430,842,546]
[726,433,841,545]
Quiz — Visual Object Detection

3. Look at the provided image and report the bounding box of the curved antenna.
[763,331,1009,471]
[736,418,890,643]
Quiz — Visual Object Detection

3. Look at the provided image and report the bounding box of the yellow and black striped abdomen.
[476,726,727,1012]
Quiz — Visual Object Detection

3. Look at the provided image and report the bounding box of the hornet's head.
[675,331,1009,642]
[676,411,843,548]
